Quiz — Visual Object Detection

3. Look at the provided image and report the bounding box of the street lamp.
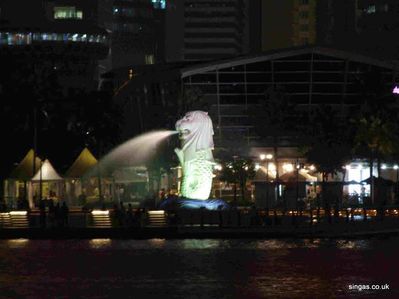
[295,160,301,210]
[394,165,399,202]
[260,154,273,208]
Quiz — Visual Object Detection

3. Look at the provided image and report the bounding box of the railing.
[0,207,398,229]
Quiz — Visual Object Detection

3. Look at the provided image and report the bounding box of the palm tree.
[354,114,398,205]
[349,68,399,206]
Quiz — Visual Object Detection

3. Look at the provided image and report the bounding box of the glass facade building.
[180,47,399,146]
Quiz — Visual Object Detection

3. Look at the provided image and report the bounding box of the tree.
[352,69,399,205]
[353,113,399,205]
[219,157,256,205]
[302,105,353,209]
[252,85,299,192]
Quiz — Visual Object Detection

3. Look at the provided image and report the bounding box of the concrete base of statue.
[159,197,229,211]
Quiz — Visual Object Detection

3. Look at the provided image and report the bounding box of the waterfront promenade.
[1,207,399,239]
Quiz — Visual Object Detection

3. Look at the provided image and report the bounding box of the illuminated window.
[113,7,136,17]
[145,54,155,64]
[152,0,166,9]
[54,7,83,19]
[365,5,376,14]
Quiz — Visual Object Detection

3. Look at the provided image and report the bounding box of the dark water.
[0,238,398,299]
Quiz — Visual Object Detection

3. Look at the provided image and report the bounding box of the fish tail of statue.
[180,156,214,200]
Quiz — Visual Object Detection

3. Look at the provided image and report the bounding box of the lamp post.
[394,165,399,203]
[295,159,300,210]
[39,159,43,203]
[260,154,273,208]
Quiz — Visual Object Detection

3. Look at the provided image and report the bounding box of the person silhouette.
[39,199,46,228]
[61,201,69,227]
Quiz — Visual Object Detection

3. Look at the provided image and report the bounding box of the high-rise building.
[261,0,317,52]
[99,0,157,70]
[165,0,258,62]
[0,0,109,90]
[354,0,399,60]
[316,0,399,60]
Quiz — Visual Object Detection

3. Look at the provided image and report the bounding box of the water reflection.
[336,239,370,250]
[181,239,222,249]
[0,238,397,298]
[88,238,112,249]
[147,238,165,248]
[6,239,29,248]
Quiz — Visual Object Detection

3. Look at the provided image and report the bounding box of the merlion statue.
[175,111,215,200]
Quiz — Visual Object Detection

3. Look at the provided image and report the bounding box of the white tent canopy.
[32,159,63,181]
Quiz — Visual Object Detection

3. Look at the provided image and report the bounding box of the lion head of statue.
[175,111,214,157]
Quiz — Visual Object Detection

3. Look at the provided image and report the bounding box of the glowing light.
[381,164,387,170]
[309,165,316,171]
[7,239,29,248]
[89,239,111,248]
[148,238,166,247]
[9,211,28,216]
[260,153,273,161]
[393,86,399,94]
[394,165,399,170]
[345,164,351,170]
[91,210,109,215]
[283,163,294,172]
[214,164,222,171]
[148,210,165,215]
[255,163,260,171]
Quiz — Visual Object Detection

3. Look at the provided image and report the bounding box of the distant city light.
[393,86,399,94]
[283,163,294,172]
[151,0,166,9]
